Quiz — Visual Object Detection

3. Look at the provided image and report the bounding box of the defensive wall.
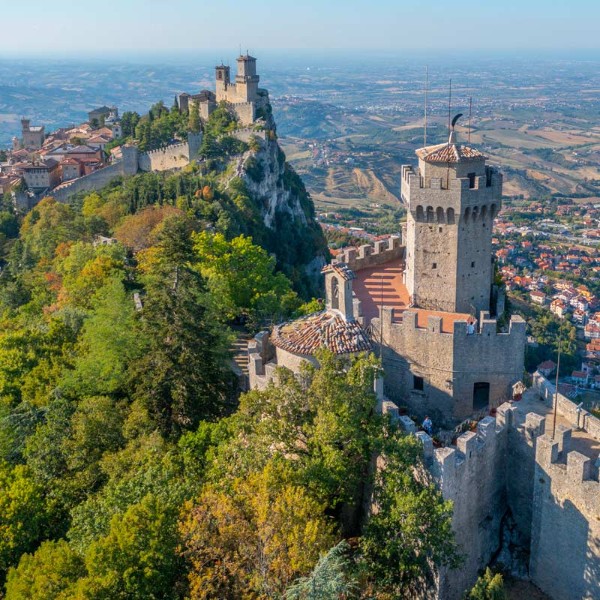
[371,307,526,424]
[49,133,202,203]
[391,379,600,600]
[333,234,404,272]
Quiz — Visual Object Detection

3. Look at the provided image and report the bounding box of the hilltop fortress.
[177,54,269,126]
[247,125,600,599]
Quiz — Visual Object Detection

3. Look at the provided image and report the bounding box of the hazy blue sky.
[2,0,599,55]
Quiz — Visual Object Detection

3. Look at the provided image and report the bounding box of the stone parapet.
[333,235,403,272]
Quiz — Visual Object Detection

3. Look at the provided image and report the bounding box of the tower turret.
[215,64,231,101]
[235,54,259,102]
[402,118,502,315]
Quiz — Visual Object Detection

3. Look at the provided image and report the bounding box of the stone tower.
[322,263,356,321]
[403,126,502,315]
[235,54,259,103]
[215,64,231,99]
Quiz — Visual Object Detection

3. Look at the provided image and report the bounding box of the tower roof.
[238,54,256,61]
[321,262,356,281]
[416,142,486,164]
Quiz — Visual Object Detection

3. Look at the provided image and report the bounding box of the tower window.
[471,261,475,268]
[413,376,424,391]
[432,263,437,269]
[468,172,476,188]
[439,227,443,233]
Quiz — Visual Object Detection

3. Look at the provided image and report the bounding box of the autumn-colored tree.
[180,462,336,599]
[113,205,183,252]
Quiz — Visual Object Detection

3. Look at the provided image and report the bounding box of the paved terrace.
[353,258,474,332]
[516,387,600,460]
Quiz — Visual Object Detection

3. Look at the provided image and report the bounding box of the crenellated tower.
[402,123,502,315]
[235,54,259,103]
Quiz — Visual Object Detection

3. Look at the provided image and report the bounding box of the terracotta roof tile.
[416,143,486,163]
[272,310,371,356]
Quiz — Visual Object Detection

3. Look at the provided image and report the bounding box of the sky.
[1,0,599,56]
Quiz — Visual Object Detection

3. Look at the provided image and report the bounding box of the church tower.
[215,64,231,101]
[402,122,502,315]
[235,54,259,103]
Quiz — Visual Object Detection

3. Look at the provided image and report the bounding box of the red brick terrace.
[353,258,474,333]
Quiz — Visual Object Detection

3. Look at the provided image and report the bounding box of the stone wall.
[247,330,318,390]
[405,398,599,600]
[430,413,509,600]
[530,430,600,600]
[372,308,526,424]
[533,371,600,441]
[49,134,202,203]
[49,161,127,202]
[333,235,403,272]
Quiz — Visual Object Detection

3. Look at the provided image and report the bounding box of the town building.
[20,118,45,149]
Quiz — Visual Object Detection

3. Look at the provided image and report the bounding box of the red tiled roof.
[272,311,371,356]
[416,143,486,163]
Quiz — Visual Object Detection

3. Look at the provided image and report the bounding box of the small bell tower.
[322,263,356,321]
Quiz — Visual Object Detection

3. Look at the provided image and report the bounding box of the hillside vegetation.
[0,102,460,599]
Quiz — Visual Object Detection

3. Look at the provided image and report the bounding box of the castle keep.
[244,123,600,599]
[250,125,526,425]
[178,54,269,126]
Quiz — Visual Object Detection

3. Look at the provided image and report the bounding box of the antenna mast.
[468,96,472,144]
[447,78,452,144]
[424,66,429,147]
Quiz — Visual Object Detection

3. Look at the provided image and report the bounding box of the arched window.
[436,207,445,223]
[481,205,488,220]
[490,203,497,219]
[426,206,434,223]
[472,206,479,221]
[447,207,455,224]
[464,207,471,222]
[416,205,424,222]
[331,276,339,310]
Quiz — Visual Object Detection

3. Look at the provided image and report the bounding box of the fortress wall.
[230,128,267,143]
[138,142,191,172]
[50,161,125,202]
[451,315,527,420]
[504,408,546,551]
[334,235,404,272]
[532,371,600,442]
[529,432,600,600]
[432,414,509,600]
[373,309,526,424]
[233,102,255,126]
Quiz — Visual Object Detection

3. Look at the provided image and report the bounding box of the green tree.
[193,231,299,325]
[132,217,233,437]
[75,494,182,599]
[0,462,48,577]
[359,433,461,598]
[188,103,201,133]
[285,541,358,600]
[4,539,84,600]
[466,568,506,600]
[64,277,145,396]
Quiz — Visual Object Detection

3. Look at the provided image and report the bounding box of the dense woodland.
[0,105,508,599]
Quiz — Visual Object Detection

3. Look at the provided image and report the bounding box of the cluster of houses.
[0,107,122,200]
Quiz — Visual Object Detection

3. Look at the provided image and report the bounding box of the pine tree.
[131,216,233,437]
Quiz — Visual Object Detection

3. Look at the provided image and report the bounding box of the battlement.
[378,305,525,339]
[402,163,502,196]
[333,235,403,272]
[532,371,600,442]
